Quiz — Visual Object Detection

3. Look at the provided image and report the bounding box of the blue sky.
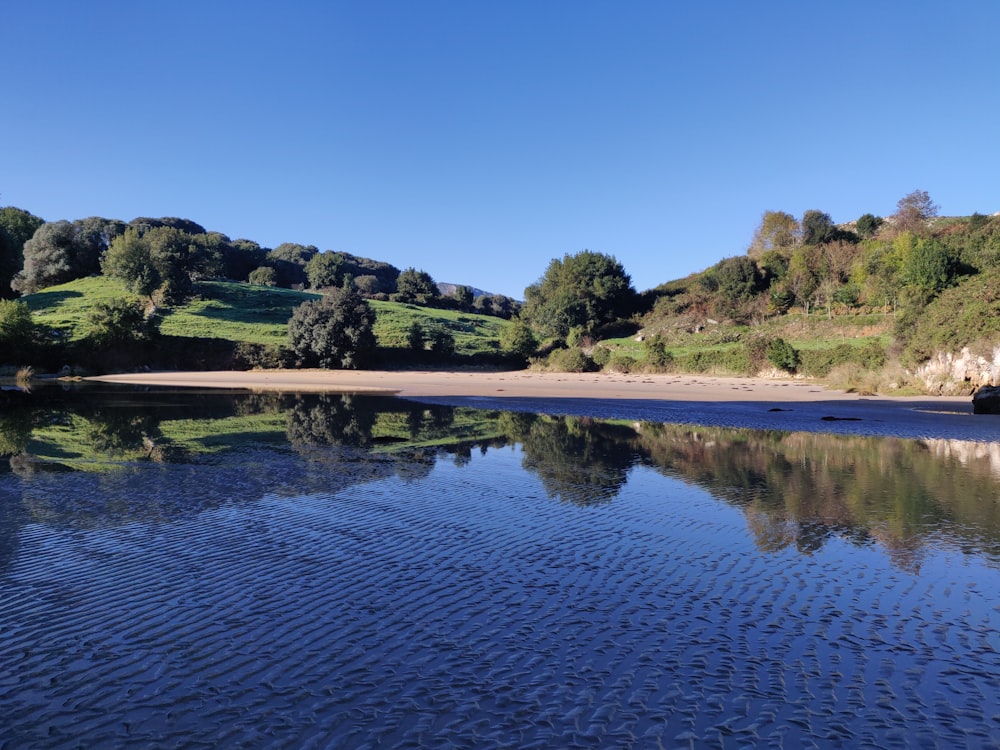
[4,1,999,299]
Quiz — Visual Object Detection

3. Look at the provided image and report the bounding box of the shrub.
[607,354,638,373]
[87,298,158,349]
[287,286,376,369]
[547,347,597,373]
[766,337,800,372]
[427,326,456,359]
[499,319,539,360]
[643,334,674,371]
[590,346,611,367]
[233,342,292,369]
[406,321,425,351]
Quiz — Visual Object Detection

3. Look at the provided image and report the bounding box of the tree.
[12,221,80,294]
[0,299,35,362]
[855,213,884,239]
[11,216,126,294]
[499,318,538,361]
[450,284,474,310]
[306,251,346,290]
[893,190,939,234]
[287,286,377,369]
[248,266,277,286]
[87,298,158,348]
[102,227,161,298]
[0,207,44,298]
[521,250,636,339]
[801,210,836,245]
[748,211,800,258]
[406,321,425,351]
[395,267,440,304]
[267,243,318,287]
[224,239,268,281]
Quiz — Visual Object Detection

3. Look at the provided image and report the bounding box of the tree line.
[0,210,519,316]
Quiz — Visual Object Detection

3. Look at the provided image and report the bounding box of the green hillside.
[22,277,510,359]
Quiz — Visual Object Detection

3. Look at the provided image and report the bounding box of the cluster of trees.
[0,209,519,318]
[650,191,1000,333]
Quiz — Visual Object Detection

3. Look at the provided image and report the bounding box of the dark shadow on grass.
[24,289,83,310]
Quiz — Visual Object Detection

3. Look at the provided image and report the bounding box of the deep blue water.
[1,388,999,748]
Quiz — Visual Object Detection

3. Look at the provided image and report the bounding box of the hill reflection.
[1,386,998,571]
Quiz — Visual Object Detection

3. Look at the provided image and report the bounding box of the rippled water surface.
[1,387,999,748]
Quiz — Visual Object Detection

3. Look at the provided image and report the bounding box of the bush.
[233,342,292,369]
[766,337,800,372]
[590,346,611,367]
[287,286,376,369]
[406,321,425,351]
[606,354,638,373]
[547,347,597,373]
[87,298,158,349]
[643,334,674,371]
[427,326,456,359]
[499,319,538,360]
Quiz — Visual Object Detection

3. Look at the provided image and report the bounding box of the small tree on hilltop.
[287,286,376,369]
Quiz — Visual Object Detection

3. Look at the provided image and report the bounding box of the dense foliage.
[287,286,377,369]
[521,250,636,339]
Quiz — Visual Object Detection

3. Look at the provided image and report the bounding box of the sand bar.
[86,368,964,404]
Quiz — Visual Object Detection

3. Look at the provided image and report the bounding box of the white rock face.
[915,346,1000,393]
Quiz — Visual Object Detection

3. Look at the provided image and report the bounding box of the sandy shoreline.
[87,367,966,404]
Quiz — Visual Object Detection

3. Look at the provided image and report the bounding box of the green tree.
[0,207,44,297]
[395,267,440,304]
[102,227,161,298]
[450,285,474,310]
[12,221,81,294]
[521,250,635,339]
[748,211,800,258]
[248,265,277,286]
[855,213,884,239]
[267,243,318,287]
[801,210,836,245]
[306,251,346,290]
[87,298,158,348]
[499,318,538,361]
[287,286,377,369]
[427,326,456,358]
[902,237,952,302]
[0,299,35,362]
[406,321,425,351]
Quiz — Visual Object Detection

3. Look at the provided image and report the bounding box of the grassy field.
[23,277,511,358]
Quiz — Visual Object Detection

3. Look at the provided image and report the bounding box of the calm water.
[1,386,999,748]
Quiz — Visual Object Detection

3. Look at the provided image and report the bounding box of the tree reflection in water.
[1,386,999,570]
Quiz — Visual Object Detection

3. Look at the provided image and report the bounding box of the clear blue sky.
[4,1,999,299]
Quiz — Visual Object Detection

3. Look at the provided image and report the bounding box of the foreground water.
[1,387,999,748]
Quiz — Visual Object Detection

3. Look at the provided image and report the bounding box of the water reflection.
[1,386,999,570]
[3,386,1000,747]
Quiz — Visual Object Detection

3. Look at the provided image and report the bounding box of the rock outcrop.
[973,385,1000,415]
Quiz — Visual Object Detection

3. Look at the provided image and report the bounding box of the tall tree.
[287,286,377,369]
[521,250,635,339]
[0,207,44,297]
[747,211,800,258]
[306,251,346,290]
[395,267,440,304]
[801,210,836,245]
[893,190,939,234]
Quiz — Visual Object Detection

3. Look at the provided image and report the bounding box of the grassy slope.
[23,277,510,357]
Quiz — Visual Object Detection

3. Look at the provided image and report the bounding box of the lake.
[1,386,999,748]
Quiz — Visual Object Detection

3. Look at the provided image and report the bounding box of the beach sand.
[88,368,872,401]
